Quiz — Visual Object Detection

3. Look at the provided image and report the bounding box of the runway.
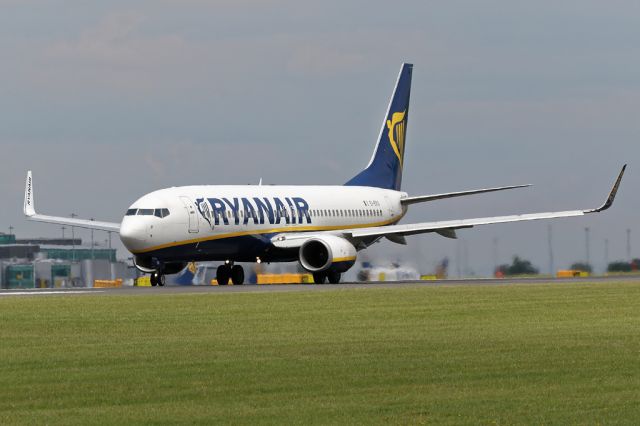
[1,275,639,296]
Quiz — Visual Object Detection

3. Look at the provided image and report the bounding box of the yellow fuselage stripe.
[333,257,356,263]
[132,216,403,254]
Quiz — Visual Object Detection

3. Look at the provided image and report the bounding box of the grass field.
[1,282,640,425]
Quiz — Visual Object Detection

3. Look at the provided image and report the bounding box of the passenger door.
[383,195,395,219]
[180,197,199,233]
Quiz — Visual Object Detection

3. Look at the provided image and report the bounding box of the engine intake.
[299,235,356,273]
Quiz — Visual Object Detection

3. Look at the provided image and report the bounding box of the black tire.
[312,272,327,284]
[231,265,245,285]
[327,271,341,284]
[216,265,230,286]
[158,274,166,287]
[150,273,158,287]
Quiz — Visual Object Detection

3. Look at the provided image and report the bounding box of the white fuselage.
[120,185,406,262]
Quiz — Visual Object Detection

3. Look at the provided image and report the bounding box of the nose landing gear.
[150,272,165,287]
[216,263,245,285]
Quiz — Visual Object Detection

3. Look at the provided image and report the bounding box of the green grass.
[1,282,640,425]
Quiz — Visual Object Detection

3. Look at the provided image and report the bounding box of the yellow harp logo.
[387,110,406,165]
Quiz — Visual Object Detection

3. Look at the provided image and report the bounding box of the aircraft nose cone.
[119,219,148,252]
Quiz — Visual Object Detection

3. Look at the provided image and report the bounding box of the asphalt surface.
[1,275,639,297]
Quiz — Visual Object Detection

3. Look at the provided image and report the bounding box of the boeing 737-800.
[23,63,625,286]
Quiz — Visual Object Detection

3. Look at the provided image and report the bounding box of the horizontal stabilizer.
[401,184,530,206]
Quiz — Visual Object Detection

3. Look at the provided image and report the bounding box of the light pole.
[462,240,469,276]
[71,213,77,262]
[455,240,461,278]
[61,226,66,239]
[585,227,590,267]
[547,224,554,276]
[90,218,95,260]
[108,231,113,262]
[492,237,498,275]
[8,225,14,236]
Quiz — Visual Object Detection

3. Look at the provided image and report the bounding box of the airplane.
[23,63,626,286]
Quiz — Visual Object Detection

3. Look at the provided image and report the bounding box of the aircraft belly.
[143,234,298,263]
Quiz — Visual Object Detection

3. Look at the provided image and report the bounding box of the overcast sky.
[1,1,638,276]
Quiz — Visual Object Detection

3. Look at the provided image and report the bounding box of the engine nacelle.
[133,256,155,274]
[299,235,357,273]
[133,256,187,275]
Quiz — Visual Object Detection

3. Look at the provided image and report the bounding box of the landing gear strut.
[312,272,326,284]
[313,271,341,284]
[216,264,245,285]
[327,271,341,284]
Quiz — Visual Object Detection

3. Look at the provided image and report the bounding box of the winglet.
[586,164,626,213]
[24,171,36,217]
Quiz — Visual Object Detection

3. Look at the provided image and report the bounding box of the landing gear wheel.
[231,265,245,285]
[216,265,230,285]
[327,271,341,284]
[313,272,327,284]
[150,272,164,287]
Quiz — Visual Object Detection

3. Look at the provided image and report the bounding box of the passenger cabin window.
[126,209,138,216]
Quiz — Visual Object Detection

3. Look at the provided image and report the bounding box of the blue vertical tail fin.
[345,63,413,191]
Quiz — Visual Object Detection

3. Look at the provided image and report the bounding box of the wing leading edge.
[349,165,626,241]
[23,171,121,233]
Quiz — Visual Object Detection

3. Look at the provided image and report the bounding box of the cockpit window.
[133,208,170,218]
[154,208,171,218]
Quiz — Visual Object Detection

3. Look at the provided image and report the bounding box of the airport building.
[0,232,131,289]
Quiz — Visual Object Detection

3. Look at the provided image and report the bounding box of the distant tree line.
[607,259,640,273]
[496,256,539,276]
[493,256,640,277]
[570,262,592,273]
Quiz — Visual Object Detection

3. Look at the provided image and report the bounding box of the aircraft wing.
[349,165,626,240]
[272,165,625,248]
[23,171,121,233]
[348,210,584,240]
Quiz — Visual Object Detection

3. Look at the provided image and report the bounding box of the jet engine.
[299,235,356,273]
[133,256,187,275]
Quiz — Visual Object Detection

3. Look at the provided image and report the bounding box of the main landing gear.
[150,272,165,287]
[216,263,245,285]
[312,271,341,284]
